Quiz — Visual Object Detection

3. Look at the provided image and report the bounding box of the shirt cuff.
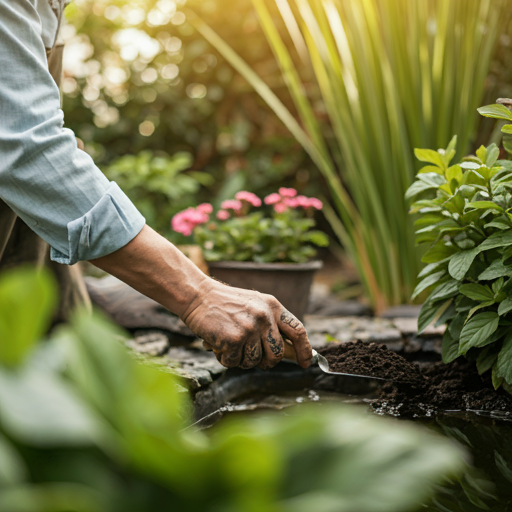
[50,182,145,265]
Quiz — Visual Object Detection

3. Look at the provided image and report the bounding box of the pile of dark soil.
[319,341,512,418]
[319,340,424,385]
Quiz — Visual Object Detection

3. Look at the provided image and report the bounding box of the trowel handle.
[283,340,319,366]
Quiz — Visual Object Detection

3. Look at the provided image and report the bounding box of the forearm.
[90,225,209,318]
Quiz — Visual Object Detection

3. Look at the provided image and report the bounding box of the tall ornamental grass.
[189,0,506,311]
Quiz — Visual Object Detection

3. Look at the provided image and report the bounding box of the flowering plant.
[171,188,328,263]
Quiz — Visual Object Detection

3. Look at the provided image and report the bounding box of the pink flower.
[216,210,230,220]
[197,203,213,214]
[221,199,243,211]
[274,202,288,213]
[283,197,299,208]
[307,198,323,210]
[235,191,262,207]
[264,193,281,205]
[295,195,310,208]
[279,187,297,198]
[171,207,209,236]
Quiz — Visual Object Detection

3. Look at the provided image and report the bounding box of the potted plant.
[406,103,512,392]
[171,188,328,320]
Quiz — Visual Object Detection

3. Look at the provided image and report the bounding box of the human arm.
[91,225,313,369]
[0,0,145,264]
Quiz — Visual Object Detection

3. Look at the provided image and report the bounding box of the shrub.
[407,108,512,391]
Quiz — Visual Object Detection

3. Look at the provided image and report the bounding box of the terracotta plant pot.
[208,260,323,321]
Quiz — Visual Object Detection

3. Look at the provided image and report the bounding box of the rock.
[166,347,226,390]
[305,316,402,345]
[391,318,445,337]
[126,331,169,356]
[380,305,422,318]
[307,295,372,317]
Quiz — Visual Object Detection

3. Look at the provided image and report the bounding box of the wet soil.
[319,341,512,417]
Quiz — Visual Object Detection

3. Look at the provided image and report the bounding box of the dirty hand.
[182,278,313,370]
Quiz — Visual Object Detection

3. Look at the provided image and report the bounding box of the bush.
[407,108,512,391]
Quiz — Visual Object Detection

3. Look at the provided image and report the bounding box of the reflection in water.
[214,391,512,511]
[425,412,512,512]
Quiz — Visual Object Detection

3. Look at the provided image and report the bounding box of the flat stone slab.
[166,347,226,390]
[305,316,402,346]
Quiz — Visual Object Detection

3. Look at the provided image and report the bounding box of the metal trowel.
[283,343,396,383]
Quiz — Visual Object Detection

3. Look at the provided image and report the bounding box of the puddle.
[204,390,512,511]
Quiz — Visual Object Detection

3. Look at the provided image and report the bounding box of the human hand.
[181,278,313,370]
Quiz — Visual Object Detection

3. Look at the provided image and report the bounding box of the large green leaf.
[411,270,446,300]
[459,312,500,354]
[498,297,512,316]
[0,268,57,368]
[0,362,102,447]
[477,104,512,121]
[418,298,451,334]
[479,260,512,281]
[459,284,494,302]
[448,248,480,281]
[429,280,460,301]
[476,344,500,375]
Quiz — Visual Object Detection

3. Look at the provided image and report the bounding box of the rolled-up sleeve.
[0,0,145,265]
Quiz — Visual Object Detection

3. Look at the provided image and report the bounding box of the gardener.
[0,0,313,370]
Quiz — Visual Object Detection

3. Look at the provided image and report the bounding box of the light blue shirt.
[0,0,145,265]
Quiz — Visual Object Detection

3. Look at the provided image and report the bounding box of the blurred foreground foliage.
[0,267,467,512]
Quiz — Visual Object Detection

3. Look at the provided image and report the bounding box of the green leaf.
[465,201,503,212]
[442,330,460,364]
[449,313,466,339]
[418,260,449,279]
[0,268,57,368]
[498,297,512,316]
[446,165,463,184]
[422,241,458,264]
[405,180,437,200]
[418,165,444,175]
[414,149,445,169]
[459,312,500,354]
[478,104,512,121]
[495,334,512,385]
[418,298,451,334]
[492,364,504,389]
[429,280,459,301]
[459,284,494,302]
[479,260,512,280]
[487,144,500,168]
[448,248,480,280]
[476,345,500,375]
[0,362,101,446]
[501,124,512,135]
[418,172,447,187]
[467,301,495,321]
[411,270,447,300]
